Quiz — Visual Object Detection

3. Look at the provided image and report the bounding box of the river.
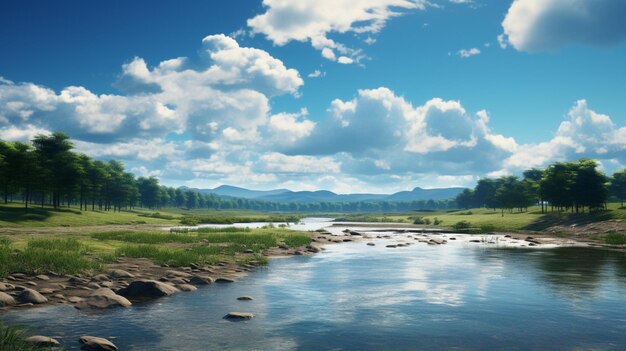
[3,219,626,350]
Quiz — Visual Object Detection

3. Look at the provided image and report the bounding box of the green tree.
[610,169,626,208]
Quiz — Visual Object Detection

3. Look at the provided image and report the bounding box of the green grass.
[0,322,52,351]
[605,232,626,245]
[0,238,100,278]
[0,203,181,227]
[332,203,626,232]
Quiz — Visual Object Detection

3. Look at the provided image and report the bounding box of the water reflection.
[3,240,626,350]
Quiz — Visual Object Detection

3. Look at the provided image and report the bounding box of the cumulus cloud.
[502,100,626,172]
[0,35,303,145]
[247,0,431,63]
[501,0,626,52]
[259,152,341,173]
[457,48,480,58]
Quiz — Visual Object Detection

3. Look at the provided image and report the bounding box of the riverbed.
[3,220,626,350]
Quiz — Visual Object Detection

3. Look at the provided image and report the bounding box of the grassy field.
[0,227,312,278]
[0,203,304,228]
[336,203,626,232]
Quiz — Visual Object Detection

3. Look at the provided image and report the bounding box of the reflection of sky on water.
[3,231,626,350]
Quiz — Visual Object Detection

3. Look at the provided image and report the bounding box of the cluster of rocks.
[23,334,118,350]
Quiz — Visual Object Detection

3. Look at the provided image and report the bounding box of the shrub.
[452,220,472,231]
[433,217,443,225]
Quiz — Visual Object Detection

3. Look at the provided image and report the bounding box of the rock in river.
[189,275,214,285]
[17,288,48,304]
[75,288,132,309]
[0,291,17,306]
[24,335,60,347]
[117,279,179,299]
[177,284,198,292]
[224,312,254,320]
[79,336,118,351]
[237,296,254,301]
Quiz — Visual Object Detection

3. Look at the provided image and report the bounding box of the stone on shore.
[17,288,48,304]
[189,275,214,285]
[215,277,235,283]
[109,269,135,279]
[35,274,50,281]
[25,335,60,347]
[75,288,132,309]
[79,336,118,351]
[117,279,179,299]
[177,284,198,292]
[0,291,17,306]
[224,312,254,320]
[0,282,14,291]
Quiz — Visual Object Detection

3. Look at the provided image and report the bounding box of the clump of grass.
[605,232,626,245]
[116,244,248,266]
[138,212,178,220]
[179,215,302,226]
[0,322,40,351]
[195,227,251,233]
[13,239,99,276]
[92,231,199,244]
[281,233,312,248]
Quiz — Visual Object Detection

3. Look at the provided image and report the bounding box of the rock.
[117,280,179,299]
[92,274,110,282]
[237,296,254,300]
[449,237,457,240]
[166,270,192,278]
[76,288,132,309]
[109,269,135,279]
[244,249,254,253]
[169,277,189,285]
[38,288,56,294]
[0,291,17,306]
[79,336,118,351]
[17,288,48,304]
[366,242,375,246]
[35,275,50,281]
[349,231,362,236]
[342,239,353,242]
[0,282,14,291]
[100,281,114,288]
[215,277,235,283]
[504,235,512,238]
[25,335,60,347]
[189,275,214,285]
[52,294,66,300]
[469,239,481,243]
[68,276,89,284]
[224,312,254,320]
[386,245,397,248]
[68,296,84,303]
[177,284,197,292]
[25,281,38,286]
[87,283,101,290]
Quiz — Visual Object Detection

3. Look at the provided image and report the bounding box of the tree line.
[0,133,454,213]
[455,159,626,215]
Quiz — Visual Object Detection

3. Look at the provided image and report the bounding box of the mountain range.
[182,185,465,203]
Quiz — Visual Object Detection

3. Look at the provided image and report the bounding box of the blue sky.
[1,0,625,193]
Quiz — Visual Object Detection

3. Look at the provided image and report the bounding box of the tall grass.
[605,232,626,245]
[0,238,99,277]
[0,322,40,351]
[92,231,199,244]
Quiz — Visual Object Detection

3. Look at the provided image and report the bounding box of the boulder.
[237,296,254,301]
[109,269,135,279]
[366,242,375,246]
[75,288,132,309]
[17,288,48,304]
[79,336,118,351]
[35,275,50,281]
[166,270,192,278]
[24,335,60,347]
[0,282,14,291]
[189,275,214,285]
[68,296,84,303]
[92,274,110,282]
[67,276,89,285]
[0,291,17,306]
[386,245,397,248]
[177,284,197,292]
[215,277,235,283]
[117,279,179,299]
[224,312,254,320]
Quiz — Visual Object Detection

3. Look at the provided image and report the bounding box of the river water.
[3,219,626,350]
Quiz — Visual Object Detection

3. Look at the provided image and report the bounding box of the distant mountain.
[183,185,465,203]
[185,185,290,199]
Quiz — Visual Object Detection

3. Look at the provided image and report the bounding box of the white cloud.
[268,108,316,144]
[0,35,303,146]
[501,0,626,52]
[307,70,325,78]
[457,48,480,58]
[259,152,341,173]
[502,100,626,172]
[247,0,431,63]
